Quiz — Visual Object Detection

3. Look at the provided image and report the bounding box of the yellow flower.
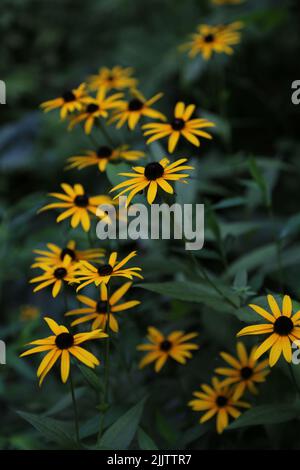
[73,251,143,291]
[143,102,215,153]
[66,145,145,173]
[137,327,198,372]
[66,282,140,332]
[20,317,107,385]
[237,295,300,367]
[88,66,138,91]
[38,183,114,232]
[32,240,105,269]
[109,89,166,130]
[30,255,78,298]
[69,87,124,134]
[20,305,40,321]
[182,22,243,60]
[110,158,193,206]
[188,377,250,434]
[215,342,269,400]
[40,83,87,119]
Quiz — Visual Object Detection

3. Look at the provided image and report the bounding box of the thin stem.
[288,362,300,398]
[70,369,80,443]
[267,204,284,293]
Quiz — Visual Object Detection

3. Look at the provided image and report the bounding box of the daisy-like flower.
[30,255,78,298]
[215,342,269,400]
[39,183,114,232]
[181,22,243,61]
[73,251,143,291]
[143,102,215,153]
[88,66,138,91]
[40,83,87,119]
[188,377,250,434]
[66,145,145,173]
[69,87,124,134]
[137,327,199,372]
[237,295,300,367]
[32,240,105,269]
[20,317,107,385]
[110,158,193,206]
[66,282,140,332]
[109,89,166,130]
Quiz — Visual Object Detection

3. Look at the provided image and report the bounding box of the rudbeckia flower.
[32,240,105,269]
[88,66,138,91]
[39,183,114,232]
[237,295,300,367]
[73,251,143,291]
[110,158,193,206]
[143,102,215,153]
[137,327,198,372]
[109,89,166,130]
[181,22,243,60]
[66,145,145,173]
[69,87,124,134]
[20,317,107,385]
[215,342,269,400]
[188,377,250,434]
[65,282,140,332]
[40,83,87,119]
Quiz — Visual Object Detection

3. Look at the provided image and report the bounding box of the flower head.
[215,342,269,400]
[88,66,137,91]
[109,89,166,130]
[137,327,198,372]
[143,102,215,153]
[188,377,250,434]
[40,83,87,119]
[20,317,107,385]
[110,158,193,206]
[237,295,300,367]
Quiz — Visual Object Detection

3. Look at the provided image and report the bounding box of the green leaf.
[228,244,276,276]
[78,364,102,392]
[248,156,270,206]
[228,404,300,429]
[137,427,158,450]
[99,397,147,450]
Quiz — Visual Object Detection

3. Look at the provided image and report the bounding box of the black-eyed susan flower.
[188,377,250,434]
[20,317,107,385]
[88,66,137,91]
[40,83,87,119]
[110,158,193,206]
[73,251,143,291]
[69,87,124,134]
[20,305,40,321]
[32,240,105,269]
[30,255,78,298]
[215,342,269,400]
[181,22,243,61]
[143,102,215,153]
[137,327,198,372]
[66,145,145,173]
[237,295,300,367]
[65,282,140,332]
[109,89,166,130]
[39,183,114,232]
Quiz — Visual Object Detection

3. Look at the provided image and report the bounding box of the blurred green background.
[1,0,300,450]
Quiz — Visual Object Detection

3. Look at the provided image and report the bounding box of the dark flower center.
[160,340,172,351]
[62,90,75,102]
[97,146,113,159]
[273,316,294,336]
[144,162,164,181]
[55,332,74,349]
[86,103,99,113]
[216,395,228,407]
[60,248,76,261]
[240,366,253,380]
[204,34,215,43]
[171,118,185,131]
[98,264,113,276]
[54,267,67,279]
[74,194,89,207]
[128,99,144,111]
[96,300,109,312]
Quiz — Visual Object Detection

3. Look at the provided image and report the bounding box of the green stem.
[267,204,284,293]
[288,362,300,398]
[70,369,80,443]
